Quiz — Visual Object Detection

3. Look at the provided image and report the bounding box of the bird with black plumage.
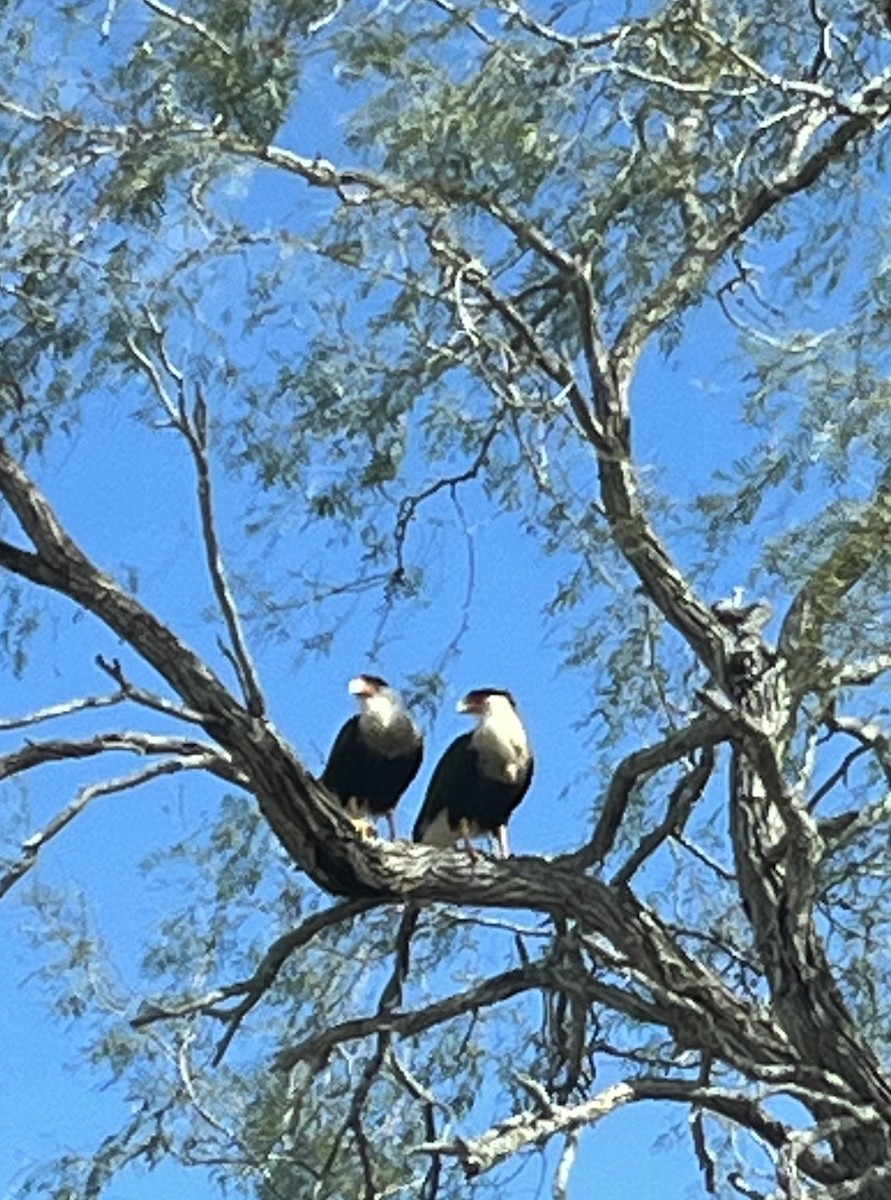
[413,687,533,858]
[322,674,423,839]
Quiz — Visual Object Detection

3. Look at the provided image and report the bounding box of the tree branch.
[416,1077,857,1184]
[613,81,891,375]
[130,897,379,1057]
[612,747,716,886]
[275,960,552,1072]
[0,731,234,783]
[573,713,732,869]
[126,324,265,717]
[0,691,127,730]
[0,753,221,899]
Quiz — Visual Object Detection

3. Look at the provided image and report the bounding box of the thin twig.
[1,754,219,899]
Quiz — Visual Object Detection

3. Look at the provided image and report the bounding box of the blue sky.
[0,365,730,1199]
[1,3,871,1199]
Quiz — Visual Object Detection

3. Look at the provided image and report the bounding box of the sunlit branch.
[553,1130,580,1200]
[0,730,229,783]
[139,0,233,56]
[489,0,654,51]
[427,0,495,45]
[833,652,891,686]
[825,715,891,787]
[673,834,736,883]
[416,1077,853,1184]
[587,368,731,677]
[614,78,891,374]
[0,753,220,900]
[424,225,607,450]
[0,691,126,731]
[126,326,265,718]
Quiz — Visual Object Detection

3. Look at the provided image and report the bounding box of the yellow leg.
[345,797,375,839]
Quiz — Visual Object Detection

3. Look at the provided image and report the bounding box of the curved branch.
[613,83,891,374]
[126,326,265,718]
[275,961,551,1072]
[0,691,126,730]
[417,1077,856,1185]
[130,896,379,1049]
[0,753,221,899]
[574,712,733,869]
[612,746,716,887]
[0,442,247,736]
[0,731,235,782]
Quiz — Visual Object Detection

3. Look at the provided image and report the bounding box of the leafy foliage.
[3,1,891,1199]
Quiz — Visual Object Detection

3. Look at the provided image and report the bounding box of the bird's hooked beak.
[348,676,374,698]
[456,693,482,715]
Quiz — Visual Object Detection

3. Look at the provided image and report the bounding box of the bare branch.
[613,81,891,375]
[125,330,265,718]
[574,713,733,869]
[0,731,231,783]
[833,653,891,687]
[0,442,246,737]
[816,714,891,849]
[275,961,553,1073]
[139,0,232,56]
[1,753,220,899]
[0,691,126,731]
[94,655,211,725]
[612,747,716,886]
[416,1077,857,1183]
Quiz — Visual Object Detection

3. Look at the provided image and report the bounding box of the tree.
[2,0,891,1196]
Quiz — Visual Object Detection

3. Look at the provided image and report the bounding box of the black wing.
[321,716,363,803]
[323,716,422,815]
[412,733,474,841]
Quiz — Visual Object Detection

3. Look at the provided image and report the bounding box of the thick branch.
[0,443,245,733]
[418,1077,851,1184]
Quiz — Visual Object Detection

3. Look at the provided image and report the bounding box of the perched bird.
[413,688,533,857]
[322,674,423,839]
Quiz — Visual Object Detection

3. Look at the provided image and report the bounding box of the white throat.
[359,689,401,729]
[473,695,530,779]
